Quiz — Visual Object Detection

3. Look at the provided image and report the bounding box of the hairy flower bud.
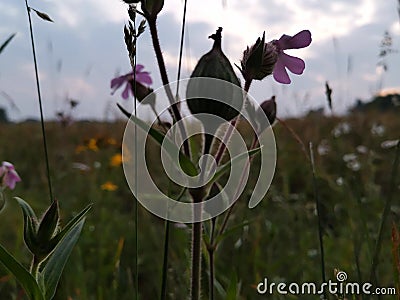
[239,33,278,82]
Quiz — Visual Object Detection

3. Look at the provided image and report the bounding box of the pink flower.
[0,161,21,190]
[110,65,152,100]
[272,30,312,84]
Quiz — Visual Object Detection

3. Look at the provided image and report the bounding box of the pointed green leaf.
[117,103,198,176]
[0,244,44,300]
[207,147,261,187]
[37,200,59,245]
[50,204,91,246]
[15,197,39,255]
[215,220,253,245]
[15,197,38,221]
[34,204,91,262]
[40,218,86,300]
[0,33,16,55]
[32,9,54,22]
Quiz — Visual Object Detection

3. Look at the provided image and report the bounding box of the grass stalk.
[160,2,188,297]
[24,0,53,203]
[309,142,328,300]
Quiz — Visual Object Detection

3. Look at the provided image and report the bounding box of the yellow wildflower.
[110,153,123,167]
[101,181,118,191]
[87,138,99,151]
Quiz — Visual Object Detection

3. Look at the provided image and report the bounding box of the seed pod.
[186,27,243,124]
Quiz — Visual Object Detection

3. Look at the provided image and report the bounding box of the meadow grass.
[0,110,398,299]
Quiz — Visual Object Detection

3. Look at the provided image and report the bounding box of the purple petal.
[134,64,144,72]
[121,82,132,100]
[279,53,305,75]
[273,58,291,84]
[136,72,152,85]
[277,30,312,50]
[3,169,21,190]
[2,161,14,170]
[110,75,125,89]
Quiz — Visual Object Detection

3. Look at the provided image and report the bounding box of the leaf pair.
[0,198,91,300]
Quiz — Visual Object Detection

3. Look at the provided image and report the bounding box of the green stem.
[24,0,53,203]
[29,256,40,280]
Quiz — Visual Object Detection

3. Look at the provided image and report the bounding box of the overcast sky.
[0,0,399,121]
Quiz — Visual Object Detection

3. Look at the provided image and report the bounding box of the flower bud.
[141,0,164,18]
[260,96,276,126]
[250,96,276,134]
[186,27,243,123]
[239,33,278,82]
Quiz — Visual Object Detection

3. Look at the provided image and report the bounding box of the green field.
[0,110,399,299]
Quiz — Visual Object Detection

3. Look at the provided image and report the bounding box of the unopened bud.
[141,0,164,18]
[239,33,278,82]
[187,27,243,123]
[260,96,276,125]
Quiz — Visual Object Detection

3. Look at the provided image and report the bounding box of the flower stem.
[191,219,202,300]
[24,0,53,203]
[208,218,216,300]
[29,256,40,280]
[147,16,189,156]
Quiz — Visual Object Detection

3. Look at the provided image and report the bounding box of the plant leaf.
[40,218,86,300]
[225,272,239,300]
[50,204,91,246]
[117,103,198,176]
[32,9,54,22]
[215,219,253,245]
[0,33,16,55]
[0,244,44,300]
[15,197,39,255]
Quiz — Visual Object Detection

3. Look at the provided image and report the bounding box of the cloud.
[1,0,399,120]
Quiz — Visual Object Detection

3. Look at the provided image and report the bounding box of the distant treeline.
[351,93,400,112]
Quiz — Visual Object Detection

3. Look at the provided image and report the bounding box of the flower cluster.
[0,161,21,190]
